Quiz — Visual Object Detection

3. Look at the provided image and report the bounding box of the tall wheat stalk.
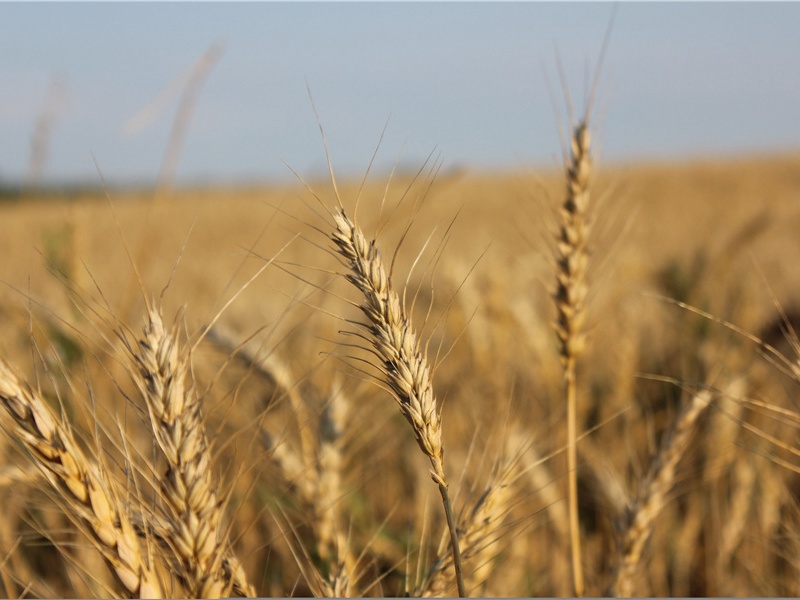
[554,120,592,597]
[330,207,466,597]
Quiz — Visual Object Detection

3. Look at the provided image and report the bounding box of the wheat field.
[1,115,800,597]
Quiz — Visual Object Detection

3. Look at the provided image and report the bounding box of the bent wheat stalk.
[330,207,466,597]
[0,360,163,598]
[127,306,255,598]
[554,120,592,597]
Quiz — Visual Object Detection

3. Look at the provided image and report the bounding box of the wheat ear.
[418,457,517,597]
[554,120,592,597]
[330,207,466,597]
[129,306,254,598]
[0,360,163,598]
[611,388,714,597]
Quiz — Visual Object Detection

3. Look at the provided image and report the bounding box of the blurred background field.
[2,151,800,595]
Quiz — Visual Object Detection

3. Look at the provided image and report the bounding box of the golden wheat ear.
[329,207,466,597]
[417,453,519,597]
[0,360,164,598]
[126,304,255,598]
[610,380,738,597]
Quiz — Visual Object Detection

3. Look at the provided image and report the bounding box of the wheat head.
[330,206,465,596]
[0,360,164,598]
[128,306,254,598]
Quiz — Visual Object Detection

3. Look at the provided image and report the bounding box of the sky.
[2,2,800,187]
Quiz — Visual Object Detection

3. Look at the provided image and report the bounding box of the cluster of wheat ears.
[2,80,800,597]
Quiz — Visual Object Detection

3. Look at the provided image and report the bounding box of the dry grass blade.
[330,207,466,597]
[0,360,164,598]
[127,305,254,598]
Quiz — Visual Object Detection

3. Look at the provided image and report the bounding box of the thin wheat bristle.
[0,360,164,598]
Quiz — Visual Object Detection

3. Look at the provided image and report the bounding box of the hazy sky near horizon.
[2,2,800,186]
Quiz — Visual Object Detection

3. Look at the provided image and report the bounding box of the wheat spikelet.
[128,306,254,598]
[331,210,443,474]
[0,360,164,598]
[330,207,465,597]
[554,121,591,365]
[206,325,355,594]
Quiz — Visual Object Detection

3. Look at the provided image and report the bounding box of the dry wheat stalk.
[611,387,714,597]
[330,207,466,597]
[554,119,592,597]
[128,306,254,598]
[0,360,163,598]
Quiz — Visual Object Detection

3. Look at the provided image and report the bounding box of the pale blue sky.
[2,2,800,186]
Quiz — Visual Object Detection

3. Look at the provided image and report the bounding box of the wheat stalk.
[330,207,466,597]
[0,360,164,598]
[128,305,254,598]
[554,119,592,597]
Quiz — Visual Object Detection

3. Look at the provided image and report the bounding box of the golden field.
[1,148,800,597]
